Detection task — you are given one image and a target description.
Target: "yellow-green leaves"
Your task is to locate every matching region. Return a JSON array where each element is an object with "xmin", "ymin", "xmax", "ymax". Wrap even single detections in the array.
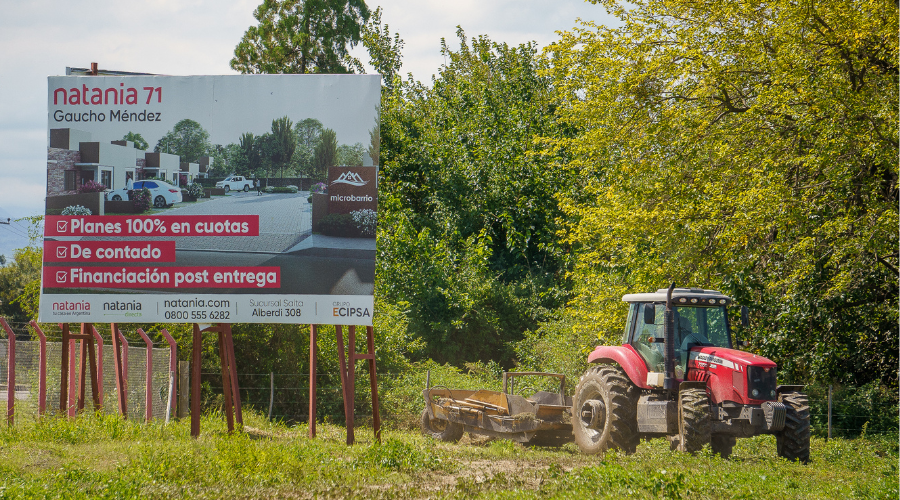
[{"xmin": 547, "ymin": 0, "xmax": 897, "ymax": 386}]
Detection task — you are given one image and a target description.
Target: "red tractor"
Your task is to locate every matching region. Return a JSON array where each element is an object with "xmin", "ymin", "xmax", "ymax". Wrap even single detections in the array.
[{"xmin": 572, "ymin": 285, "xmax": 810, "ymax": 461}]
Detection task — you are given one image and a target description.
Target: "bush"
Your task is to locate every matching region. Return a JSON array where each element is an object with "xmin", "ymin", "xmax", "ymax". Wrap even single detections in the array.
[
  {"xmin": 132, "ymin": 188, "xmax": 151, "ymax": 212},
  {"xmin": 351, "ymin": 209, "xmax": 377, "ymax": 237},
  {"xmin": 308, "ymin": 182, "xmax": 327, "ymax": 202},
  {"xmin": 77, "ymin": 180, "xmax": 107, "ymax": 193},
  {"xmin": 60, "ymin": 205, "xmax": 92, "ymax": 216},
  {"xmin": 186, "ymin": 182, "xmax": 204, "ymax": 198},
  {"xmin": 265, "ymin": 186, "xmax": 299, "ymax": 194},
  {"xmin": 318, "ymin": 213, "xmax": 359, "ymax": 237}
]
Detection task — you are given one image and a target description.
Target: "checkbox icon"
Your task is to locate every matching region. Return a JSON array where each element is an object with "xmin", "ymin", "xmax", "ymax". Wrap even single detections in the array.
[
  {"xmin": 56, "ymin": 246, "xmax": 67, "ymax": 259},
  {"xmin": 57, "ymin": 220, "xmax": 68, "ymax": 232},
  {"xmin": 56, "ymin": 271, "xmax": 68, "ymax": 283}
]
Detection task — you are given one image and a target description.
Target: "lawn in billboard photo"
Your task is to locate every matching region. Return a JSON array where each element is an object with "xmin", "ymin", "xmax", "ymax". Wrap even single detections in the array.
[{"xmin": 39, "ymin": 75, "xmax": 380, "ymax": 325}]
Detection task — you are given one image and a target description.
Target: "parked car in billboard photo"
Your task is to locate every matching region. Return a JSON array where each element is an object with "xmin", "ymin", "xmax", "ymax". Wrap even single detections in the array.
[
  {"xmin": 107, "ymin": 180, "xmax": 183, "ymax": 207},
  {"xmin": 216, "ymin": 175, "xmax": 252, "ymax": 193}
]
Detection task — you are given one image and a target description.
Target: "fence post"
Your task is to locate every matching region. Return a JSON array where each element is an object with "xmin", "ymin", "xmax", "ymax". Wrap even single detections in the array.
[
  {"xmin": 89, "ymin": 325, "xmax": 104, "ymax": 409},
  {"xmin": 28, "ymin": 321, "xmax": 46, "ymax": 416},
  {"xmin": 268, "ymin": 372, "xmax": 274, "ymax": 419},
  {"xmin": 165, "ymin": 371, "xmax": 174, "ymax": 424},
  {"xmin": 160, "ymin": 329, "xmax": 177, "ymax": 421},
  {"xmin": 177, "ymin": 360, "xmax": 189, "ymax": 419},
  {"xmin": 827, "ymin": 384, "xmax": 832, "ymax": 441},
  {"xmin": 0, "ymin": 318, "xmax": 16, "ymax": 426}
]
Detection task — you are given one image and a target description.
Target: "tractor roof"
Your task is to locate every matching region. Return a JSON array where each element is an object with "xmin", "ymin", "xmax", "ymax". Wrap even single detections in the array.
[{"xmin": 622, "ymin": 288, "xmax": 732, "ymax": 306}]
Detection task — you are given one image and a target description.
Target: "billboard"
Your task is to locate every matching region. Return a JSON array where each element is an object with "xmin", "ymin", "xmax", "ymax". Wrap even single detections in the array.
[{"xmin": 38, "ymin": 75, "xmax": 380, "ymax": 325}]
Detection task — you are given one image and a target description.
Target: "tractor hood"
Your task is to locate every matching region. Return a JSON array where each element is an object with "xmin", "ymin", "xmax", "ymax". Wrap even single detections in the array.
[
  {"xmin": 690, "ymin": 346, "xmax": 776, "ymax": 370},
  {"xmin": 687, "ymin": 346, "xmax": 778, "ymax": 405}
]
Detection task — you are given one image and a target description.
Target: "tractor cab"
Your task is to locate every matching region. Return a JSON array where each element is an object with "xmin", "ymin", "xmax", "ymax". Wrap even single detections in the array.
[{"xmin": 622, "ymin": 288, "xmax": 734, "ymax": 379}]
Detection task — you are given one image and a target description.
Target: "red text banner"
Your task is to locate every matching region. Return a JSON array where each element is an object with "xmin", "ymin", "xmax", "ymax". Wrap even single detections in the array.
[
  {"xmin": 45, "ymin": 215, "xmax": 259, "ymax": 237},
  {"xmin": 44, "ymin": 241, "xmax": 176, "ymax": 263},
  {"xmin": 44, "ymin": 266, "xmax": 281, "ymax": 289}
]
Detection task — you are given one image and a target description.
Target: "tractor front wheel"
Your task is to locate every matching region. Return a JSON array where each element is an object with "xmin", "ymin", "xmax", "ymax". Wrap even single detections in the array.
[
  {"xmin": 571, "ymin": 365, "xmax": 639, "ymax": 455},
  {"xmin": 777, "ymin": 392, "xmax": 810, "ymax": 463},
  {"xmin": 420, "ymin": 409, "xmax": 463, "ymax": 443},
  {"xmin": 677, "ymin": 388, "xmax": 711, "ymax": 453}
]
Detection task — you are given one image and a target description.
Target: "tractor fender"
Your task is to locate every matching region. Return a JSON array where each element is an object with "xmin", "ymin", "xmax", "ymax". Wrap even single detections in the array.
[{"xmin": 586, "ymin": 345, "xmax": 651, "ymax": 390}]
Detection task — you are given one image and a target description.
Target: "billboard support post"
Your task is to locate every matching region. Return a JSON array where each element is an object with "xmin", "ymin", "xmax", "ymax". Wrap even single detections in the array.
[
  {"xmin": 58, "ymin": 323, "xmax": 101, "ymax": 417},
  {"xmin": 109, "ymin": 323, "xmax": 128, "ymax": 418},
  {"xmin": 191, "ymin": 323, "xmax": 242, "ymax": 438},
  {"xmin": 137, "ymin": 328, "xmax": 153, "ymax": 422},
  {"xmin": 89, "ymin": 325, "xmax": 103, "ymax": 408},
  {"xmin": 59, "ymin": 323, "xmax": 69, "ymax": 415},
  {"xmin": 333, "ymin": 325, "xmax": 381, "ymax": 445}
]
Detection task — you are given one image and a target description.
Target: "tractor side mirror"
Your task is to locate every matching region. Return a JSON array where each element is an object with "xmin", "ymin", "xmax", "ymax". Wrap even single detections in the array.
[
  {"xmin": 643, "ymin": 304, "xmax": 656, "ymax": 325},
  {"xmin": 740, "ymin": 305, "xmax": 749, "ymax": 328}
]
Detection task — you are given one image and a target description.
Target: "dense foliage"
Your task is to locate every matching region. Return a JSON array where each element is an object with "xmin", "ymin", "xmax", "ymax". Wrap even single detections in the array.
[
  {"xmin": 544, "ymin": 0, "xmax": 898, "ymax": 388},
  {"xmin": 231, "ymin": 0, "xmax": 370, "ymax": 74},
  {"xmin": 377, "ymin": 31, "xmax": 572, "ymax": 366}
]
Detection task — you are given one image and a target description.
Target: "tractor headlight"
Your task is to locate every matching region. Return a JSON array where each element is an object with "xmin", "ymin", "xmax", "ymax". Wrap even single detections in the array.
[
  {"xmin": 751, "ymin": 389, "xmax": 759, "ymax": 397},
  {"xmin": 770, "ymin": 390, "xmax": 776, "ymax": 398}
]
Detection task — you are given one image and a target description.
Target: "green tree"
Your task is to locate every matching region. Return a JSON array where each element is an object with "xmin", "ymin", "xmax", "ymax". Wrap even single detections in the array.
[
  {"xmin": 255, "ymin": 132, "xmax": 281, "ymax": 180},
  {"xmin": 231, "ymin": 0, "xmax": 371, "ymax": 74},
  {"xmin": 0, "ymin": 246, "xmax": 41, "ymax": 323},
  {"xmin": 335, "ymin": 142, "xmax": 365, "ymax": 166},
  {"xmin": 292, "ymin": 118, "xmax": 324, "ymax": 175},
  {"xmin": 362, "ymin": 6, "xmax": 403, "ymax": 93},
  {"xmin": 367, "ymin": 121, "xmax": 379, "ymax": 166},
  {"xmin": 312, "ymin": 128, "xmax": 337, "ymax": 179},
  {"xmin": 155, "ymin": 119, "xmax": 211, "ymax": 163},
  {"xmin": 122, "ymin": 132, "xmax": 149, "ymax": 150},
  {"xmin": 271, "ymin": 116, "xmax": 296, "ymax": 178},
  {"xmin": 546, "ymin": 0, "xmax": 898, "ymax": 387},
  {"xmin": 377, "ymin": 30, "xmax": 572, "ymax": 365}
]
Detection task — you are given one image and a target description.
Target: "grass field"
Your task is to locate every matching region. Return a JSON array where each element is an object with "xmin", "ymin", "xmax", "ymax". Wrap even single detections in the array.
[{"xmin": 0, "ymin": 411, "xmax": 895, "ymax": 499}]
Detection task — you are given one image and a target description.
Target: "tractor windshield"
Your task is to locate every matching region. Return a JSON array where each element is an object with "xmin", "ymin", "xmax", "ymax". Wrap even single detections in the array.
[
  {"xmin": 631, "ymin": 304, "xmax": 731, "ymax": 377},
  {"xmin": 674, "ymin": 306, "xmax": 730, "ymax": 348}
]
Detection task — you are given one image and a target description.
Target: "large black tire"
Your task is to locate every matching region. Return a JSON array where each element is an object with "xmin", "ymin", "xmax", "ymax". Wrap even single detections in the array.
[
  {"xmin": 224, "ymin": 185, "xmax": 231, "ymax": 193},
  {"xmin": 711, "ymin": 434, "xmax": 736, "ymax": 459},
  {"xmin": 571, "ymin": 365, "xmax": 639, "ymax": 455},
  {"xmin": 154, "ymin": 195, "xmax": 166, "ymax": 208},
  {"xmin": 420, "ymin": 409, "xmax": 463, "ymax": 443},
  {"xmin": 111, "ymin": 194, "xmax": 122, "ymax": 201},
  {"xmin": 243, "ymin": 184, "xmax": 250, "ymax": 192},
  {"xmin": 677, "ymin": 388, "xmax": 711, "ymax": 453},
  {"xmin": 777, "ymin": 392, "xmax": 811, "ymax": 463}
]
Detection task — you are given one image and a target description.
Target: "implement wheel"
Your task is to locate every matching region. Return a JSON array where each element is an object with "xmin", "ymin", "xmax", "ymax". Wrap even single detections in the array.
[
  {"xmin": 677, "ymin": 388, "xmax": 711, "ymax": 453},
  {"xmin": 777, "ymin": 392, "xmax": 811, "ymax": 463},
  {"xmin": 420, "ymin": 409, "xmax": 463, "ymax": 443},
  {"xmin": 571, "ymin": 365, "xmax": 639, "ymax": 455}
]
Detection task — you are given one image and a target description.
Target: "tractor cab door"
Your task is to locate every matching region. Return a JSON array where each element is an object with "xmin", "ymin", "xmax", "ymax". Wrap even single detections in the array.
[{"xmin": 629, "ymin": 303, "xmax": 666, "ymax": 373}]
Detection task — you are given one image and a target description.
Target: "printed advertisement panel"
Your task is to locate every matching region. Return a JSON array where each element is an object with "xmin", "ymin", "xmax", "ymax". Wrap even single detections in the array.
[{"xmin": 39, "ymin": 75, "xmax": 380, "ymax": 325}]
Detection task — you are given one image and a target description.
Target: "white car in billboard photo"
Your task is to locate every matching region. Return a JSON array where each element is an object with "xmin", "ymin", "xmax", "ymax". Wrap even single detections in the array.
[
  {"xmin": 107, "ymin": 180, "xmax": 183, "ymax": 208},
  {"xmin": 216, "ymin": 175, "xmax": 252, "ymax": 193}
]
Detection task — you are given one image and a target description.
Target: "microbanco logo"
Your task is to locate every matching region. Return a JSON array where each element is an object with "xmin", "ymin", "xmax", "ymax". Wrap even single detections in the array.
[{"xmin": 331, "ymin": 171, "xmax": 368, "ymax": 187}]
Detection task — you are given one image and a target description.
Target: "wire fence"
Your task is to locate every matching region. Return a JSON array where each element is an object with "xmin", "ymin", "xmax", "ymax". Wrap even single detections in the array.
[
  {"xmin": 0, "ymin": 339, "xmax": 172, "ymax": 421},
  {"xmin": 0, "ymin": 322, "xmax": 894, "ymax": 437}
]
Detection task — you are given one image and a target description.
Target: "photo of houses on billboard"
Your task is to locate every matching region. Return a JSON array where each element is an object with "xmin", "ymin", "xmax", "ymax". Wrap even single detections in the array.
[{"xmin": 39, "ymin": 75, "xmax": 381, "ymax": 325}]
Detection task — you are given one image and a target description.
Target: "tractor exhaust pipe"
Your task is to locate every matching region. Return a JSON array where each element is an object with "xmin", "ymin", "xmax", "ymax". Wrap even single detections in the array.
[{"xmin": 664, "ymin": 282, "xmax": 677, "ymax": 390}]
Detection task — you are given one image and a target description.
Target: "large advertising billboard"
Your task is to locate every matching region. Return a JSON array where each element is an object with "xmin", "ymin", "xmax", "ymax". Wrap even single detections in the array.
[{"xmin": 38, "ymin": 75, "xmax": 380, "ymax": 325}]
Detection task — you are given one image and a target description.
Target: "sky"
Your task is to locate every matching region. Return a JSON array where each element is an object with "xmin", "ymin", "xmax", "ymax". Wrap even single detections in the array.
[{"xmin": 0, "ymin": 0, "xmax": 618, "ymax": 258}]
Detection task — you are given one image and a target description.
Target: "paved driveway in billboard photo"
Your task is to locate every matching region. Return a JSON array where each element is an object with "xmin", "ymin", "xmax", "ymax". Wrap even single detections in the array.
[{"xmin": 167, "ymin": 191, "xmax": 310, "ymax": 253}]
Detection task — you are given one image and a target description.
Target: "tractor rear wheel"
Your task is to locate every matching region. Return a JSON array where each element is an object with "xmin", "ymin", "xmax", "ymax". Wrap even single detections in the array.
[
  {"xmin": 420, "ymin": 409, "xmax": 463, "ymax": 443},
  {"xmin": 571, "ymin": 365, "xmax": 639, "ymax": 455},
  {"xmin": 677, "ymin": 388, "xmax": 711, "ymax": 453},
  {"xmin": 711, "ymin": 434, "xmax": 736, "ymax": 459},
  {"xmin": 777, "ymin": 392, "xmax": 810, "ymax": 463}
]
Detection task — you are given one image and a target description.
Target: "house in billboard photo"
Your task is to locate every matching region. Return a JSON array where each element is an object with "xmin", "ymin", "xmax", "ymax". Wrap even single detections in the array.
[{"xmin": 47, "ymin": 127, "xmax": 213, "ymax": 214}]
